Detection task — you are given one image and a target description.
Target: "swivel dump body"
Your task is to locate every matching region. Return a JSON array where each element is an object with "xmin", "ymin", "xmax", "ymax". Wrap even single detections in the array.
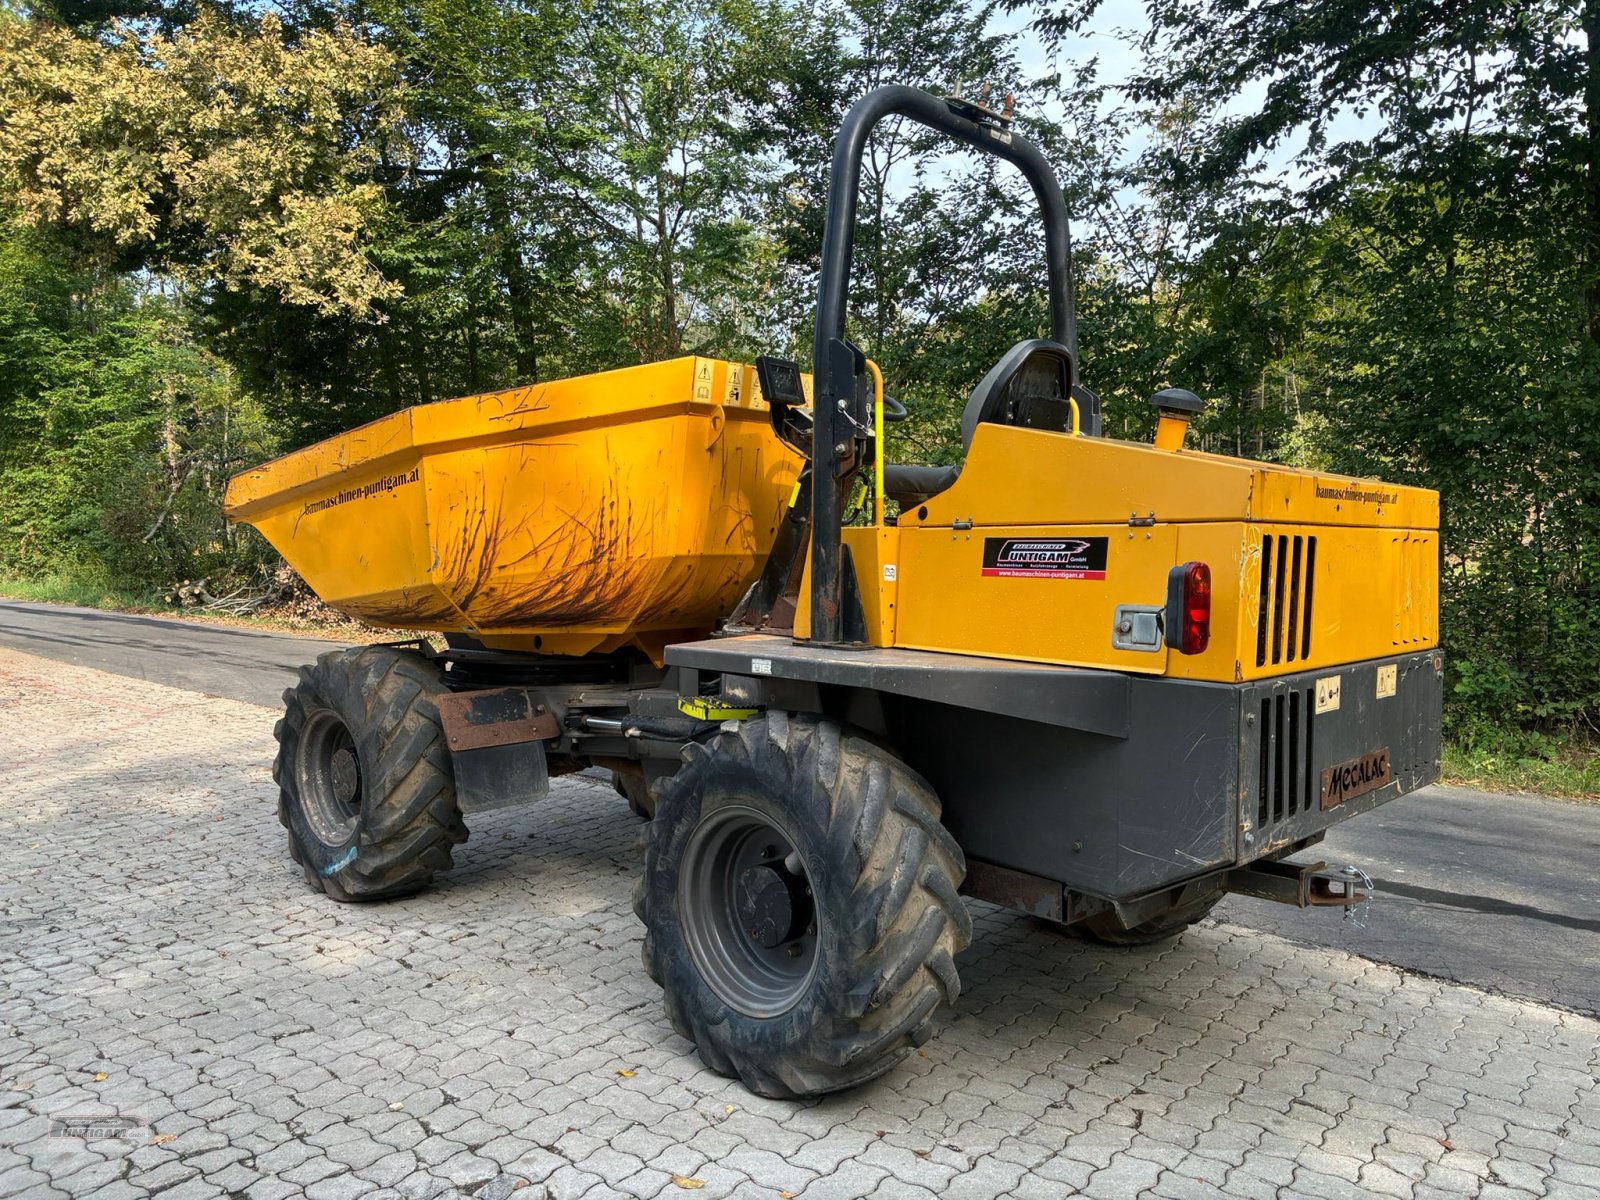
[{"xmin": 224, "ymin": 357, "xmax": 802, "ymax": 662}]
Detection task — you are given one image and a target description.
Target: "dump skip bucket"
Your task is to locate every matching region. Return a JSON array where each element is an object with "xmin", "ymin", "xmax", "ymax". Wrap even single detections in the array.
[{"xmin": 224, "ymin": 357, "xmax": 801, "ymax": 660}]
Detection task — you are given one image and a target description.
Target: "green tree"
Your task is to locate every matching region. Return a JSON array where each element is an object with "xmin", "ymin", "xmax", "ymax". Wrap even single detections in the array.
[
  {"xmin": 756, "ymin": 0, "xmax": 1080, "ymax": 465},
  {"xmin": 0, "ymin": 223, "xmax": 275, "ymax": 589},
  {"xmin": 0, "ymin": 8, "xmax": 403, "ymax": 315},
  {"xmin": 557, "ymin": 0, "xmax": 790, "ymax": 363},
  {"xmin": 200, "ymin": 0, "xmax": 588, "ymax": 444},
  {"xmin": 1029, "ymin": 0, "xmax": 1600, "ymax": 732}
]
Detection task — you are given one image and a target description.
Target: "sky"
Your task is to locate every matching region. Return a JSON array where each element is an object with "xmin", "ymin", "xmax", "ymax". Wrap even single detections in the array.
[
  {"xmin": 986, "ymin": 0, "xmax": 1383, "ymax": 184},
  {"xmin": 1003, "ymin": 0, "xmax": 1145, "ymax": 95}
]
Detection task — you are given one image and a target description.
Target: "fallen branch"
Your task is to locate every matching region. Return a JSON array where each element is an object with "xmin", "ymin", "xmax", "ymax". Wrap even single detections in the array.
[
  {"xmin": 167, "ymin": 569, "xmax": 295, "ymax": 616},
  {"xmin": 142, "ymin": 460, "xmax": 195, "ymax": 543}
]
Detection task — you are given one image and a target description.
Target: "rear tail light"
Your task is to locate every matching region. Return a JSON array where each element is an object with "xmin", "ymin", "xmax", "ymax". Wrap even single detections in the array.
[{"xmin": 1165, "ymin": 561, "xmax": 1211, "ymax": 654}]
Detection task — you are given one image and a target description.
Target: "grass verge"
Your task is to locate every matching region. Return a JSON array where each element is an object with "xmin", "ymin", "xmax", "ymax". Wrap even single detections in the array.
[
  {"xmin": 0, "ymin": 570, "xmax": 159, "ymax": 611},
  {"xmin": 1442, "ymin": 731, "xmax": 1600, "ymax": 802}
]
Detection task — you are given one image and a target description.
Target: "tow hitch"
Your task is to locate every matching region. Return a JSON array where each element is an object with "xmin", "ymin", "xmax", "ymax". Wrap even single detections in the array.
[{"xmin": 1223, "ymin": 860, "xmax": 1374, "ymax": 927}]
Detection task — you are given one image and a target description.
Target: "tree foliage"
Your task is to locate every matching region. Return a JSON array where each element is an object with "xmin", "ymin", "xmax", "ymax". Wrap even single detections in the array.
[
  {"xmin": 1052, "ymin": 0, "xmax": 1600, "ymax": 733},
  {"xmin": 0, "ymin": 223, "xmax": 275, "ymax": 588},
  {"xmin": 0, "ymin": 9, "xmax": 403, "ymax": 314}
]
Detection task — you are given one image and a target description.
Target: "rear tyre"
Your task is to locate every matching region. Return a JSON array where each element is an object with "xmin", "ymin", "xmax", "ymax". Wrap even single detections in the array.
[
  {"xmin": 1078, "ymin": 886, "xmax": 1223, "ymax": 946},
  {"xmin": 638, "ymin": 713, "xmax": 971, "ymax": 1099},
  {"xmin": 274, "ymin": 646, "xmax": 466, "ymax": 901},
  {"xmin": 612, "ymin": 768, "xmax": 655, "ymax": 820}
]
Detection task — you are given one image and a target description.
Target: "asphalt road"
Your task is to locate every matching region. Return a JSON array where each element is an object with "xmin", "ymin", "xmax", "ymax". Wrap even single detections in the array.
[
  {"xmin": 1214, "ymin": 787, "xmax": 1600, "ymax": 1017},
  {"xmin": 4, "ymin": 597, "xmax": 1596, "ymax": 1018},
  {"xmin": 0, "ymin": 599, "xmax": 341, "ymax": 708}
]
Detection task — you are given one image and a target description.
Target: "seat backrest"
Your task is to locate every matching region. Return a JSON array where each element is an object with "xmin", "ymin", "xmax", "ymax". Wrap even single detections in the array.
[{"xmin": 959, "ymin": 339, "xmax": 1079, "ymax": 450}]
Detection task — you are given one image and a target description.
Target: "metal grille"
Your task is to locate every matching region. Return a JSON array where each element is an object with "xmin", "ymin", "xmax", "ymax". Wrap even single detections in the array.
[
  {"xmin": 1255, "ymin": 534, "xmax": 1317, "ymax": 667},
  {"xmin": 1257, "ymin": 686, "xmax": 1315, "ymax": 831}
]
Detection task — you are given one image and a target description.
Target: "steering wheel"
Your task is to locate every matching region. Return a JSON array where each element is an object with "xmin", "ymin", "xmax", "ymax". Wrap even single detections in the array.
[{"xmin": 879, "ymin": 393, "xmax": 908, "ymax": 423}]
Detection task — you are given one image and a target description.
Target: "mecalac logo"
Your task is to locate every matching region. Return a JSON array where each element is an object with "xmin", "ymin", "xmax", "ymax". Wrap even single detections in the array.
[
  {"xmin": 1319, "ymin": 748, "xmax": 1391, "ymax": 809},
  {"xmin": 49, "ymin": 1113, "xmax": 150, "ymax": 1141},
  {"xmin": 981, "ymin": 536, "xmax": 1109, "ymax": 580}
]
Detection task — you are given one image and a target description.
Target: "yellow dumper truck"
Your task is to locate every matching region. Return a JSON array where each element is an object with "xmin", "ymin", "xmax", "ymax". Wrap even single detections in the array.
[{"xmin": 225, "ymin": 86, "xmax": 1441, "ymax": 1099}]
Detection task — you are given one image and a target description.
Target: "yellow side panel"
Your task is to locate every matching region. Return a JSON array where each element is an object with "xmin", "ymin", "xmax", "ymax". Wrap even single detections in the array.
[
  {"xmin": 1165, "ymin": 523, "xmax": 1440, "ymax": 683},
  {"xmin": 907, "ymin": 424, "xmax": 1438, "ymax": 532},
  {"xmin": 1250, "ymin": 464, "xmax": 1439, "ymax": 531},
  {"xmin": 878, "ymin": 520, "xmax": 1438, "ymax": 683},
  {"xmin": 893, "ymin": 524, "xmax": 1177, "ymax": 674},
  {"xmin": 858, "ymin": 418, "xmax": 1440, "ymax": 681},
  {"xmin": 839, "ymin": 526, "xmax": 901, "ymax": 646}
]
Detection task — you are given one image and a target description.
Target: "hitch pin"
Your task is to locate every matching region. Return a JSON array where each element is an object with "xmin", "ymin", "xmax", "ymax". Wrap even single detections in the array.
[{"xmin": 1340, "ymin": 864, "xmax": 1374, "ymax": 929}]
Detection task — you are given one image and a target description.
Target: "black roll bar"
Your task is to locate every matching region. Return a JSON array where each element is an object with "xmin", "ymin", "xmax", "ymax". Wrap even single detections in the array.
[{"xmin": 808, "ymin": 84, "xmax": 1079, "ymax": 645}]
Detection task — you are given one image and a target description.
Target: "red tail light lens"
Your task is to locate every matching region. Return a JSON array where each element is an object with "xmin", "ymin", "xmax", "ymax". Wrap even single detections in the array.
[{"xmin": 1166, "ymin": 561, "xmax": 1211, "ymax": 654}]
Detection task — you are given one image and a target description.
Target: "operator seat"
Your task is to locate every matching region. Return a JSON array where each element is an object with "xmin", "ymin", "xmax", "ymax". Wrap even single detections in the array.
[{"xmin": 882, "ymin": 339, "xmax": 1086, "ymax": 508}]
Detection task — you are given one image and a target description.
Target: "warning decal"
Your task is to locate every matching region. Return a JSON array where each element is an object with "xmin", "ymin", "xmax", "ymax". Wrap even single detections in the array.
[{"xmin": 981, "ymin": 536, "xmax": 1109, "ymax": 580}]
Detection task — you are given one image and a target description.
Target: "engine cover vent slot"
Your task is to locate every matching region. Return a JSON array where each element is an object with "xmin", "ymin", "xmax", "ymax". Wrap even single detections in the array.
[{"xmin": 1256, "ymin": 533, "xmax": 1317, "ymax": 668}]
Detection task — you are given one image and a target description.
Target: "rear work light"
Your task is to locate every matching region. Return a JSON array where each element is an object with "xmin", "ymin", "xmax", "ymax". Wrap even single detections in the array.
[{"xmin": 1165, "ymin": 561, "xmax": 1211, "ymax": 654}]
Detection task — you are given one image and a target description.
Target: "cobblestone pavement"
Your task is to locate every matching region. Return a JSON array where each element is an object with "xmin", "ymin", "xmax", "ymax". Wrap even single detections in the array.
[{"xmin": 4, "ymin": 647, "xmax": 1600, "ymax": 1200}]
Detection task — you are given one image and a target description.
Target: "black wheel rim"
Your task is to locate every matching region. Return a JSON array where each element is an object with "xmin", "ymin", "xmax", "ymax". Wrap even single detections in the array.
[
  {"xmin": 297, "ymin": 709, "xmax": 362, "ymax": 847},
  {"xmin": 678, "ymin": 805, "xmax": 821, "ymax": 1018}
]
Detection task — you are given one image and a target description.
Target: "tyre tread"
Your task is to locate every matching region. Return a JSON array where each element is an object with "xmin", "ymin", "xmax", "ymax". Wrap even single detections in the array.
[
  {"xmin": 272, "ymin": 646, "xmax": 465, "ymax": 901},
  {"xmin": 639, "ymin": 713, "xmax": 969, "ymax": 1099}
]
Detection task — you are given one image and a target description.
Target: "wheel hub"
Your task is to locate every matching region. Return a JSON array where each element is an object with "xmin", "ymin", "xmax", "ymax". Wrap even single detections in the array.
[
  {"xmin": 330, "ymin": 747, "xmax": 360, "ymax": 806},
  {"xmin": 296, "ymin": 709, "xmax": 362, "ymax": 847},
  {"xmin": 677, "ymin": 805, "xmax": 822, "ymax": 1018},
  {"xmin": 737, "ymin": 863, "xmax": 812, "ymax": 949}
]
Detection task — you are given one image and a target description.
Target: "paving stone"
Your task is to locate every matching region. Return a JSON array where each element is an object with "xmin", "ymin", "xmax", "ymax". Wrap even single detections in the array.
[
  {"xmin": 77, "ymin": 1183, "xmax": 146, "ymax": 1200},
  {"xmin": 125, "ymin": 1160, "xmax": 200, "ymax": 1192},
  {"xmin": 1082, "ymin": 1152, "xmax": 1161, "ymax": 1196},
  {"xmin": 155, "ymin": 1180, "xmax": 227, "ymax": 1200},
  {"xmin": 795, "ymin": 1163, "xmax": 889, "ymax": 1200},
  {"xmin": 4, "ymin": 646, "xmax": 1600, "ymax": 1200},
  {"xmin": 1356, "ymin": 1159, "xmax": 1419, "ymax": 1198},
  {"xmin": 939, "ymin": 1157, "xmax": 1026, "ymax": 1200},
  {"xmin": 302, "ymin": 1174, "xmax": 377, "ymax": 1200},
  {"xmin": 1488, "ymin": 1156, "xmax": 1554, "ymax": 1193}
]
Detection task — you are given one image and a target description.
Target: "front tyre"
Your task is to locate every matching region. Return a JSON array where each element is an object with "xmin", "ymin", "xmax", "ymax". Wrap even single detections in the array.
[
  {"xmin": 639, "ymin": 713, "xmax": 971, "ymax": 1098},
  {"xmin": 273, "ymin": 646, "xmax": 466, "ymax": 901}
]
